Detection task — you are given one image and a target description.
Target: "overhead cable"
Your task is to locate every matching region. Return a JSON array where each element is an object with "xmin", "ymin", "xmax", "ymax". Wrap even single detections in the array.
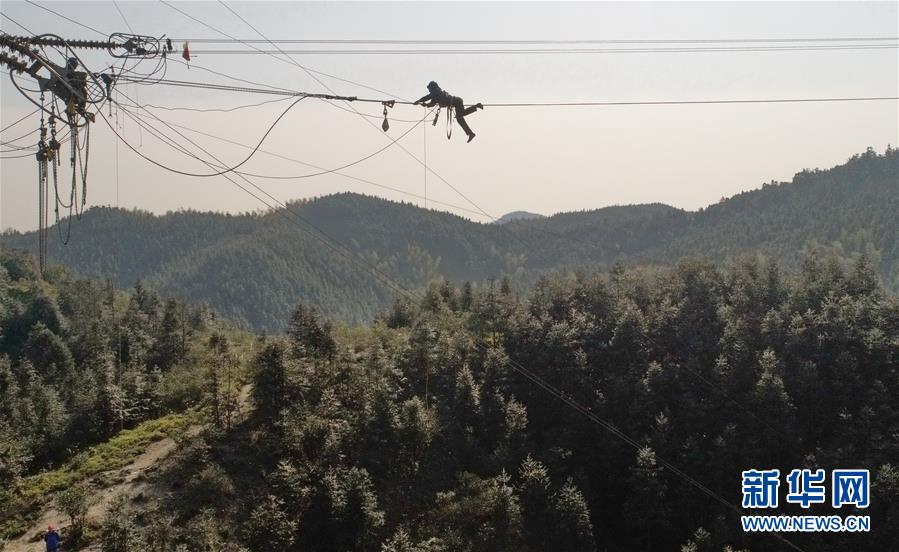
[
  {"xmin": 173, "ymin": 36, "xmax": 899, "ymax": 45},
  {"xmin": 185, "ymin": 44, "xmax": 899, "ymax": 55}
]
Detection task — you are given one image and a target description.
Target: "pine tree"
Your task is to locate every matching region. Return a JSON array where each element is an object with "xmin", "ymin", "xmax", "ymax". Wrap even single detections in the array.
[{"xmin": 252, "ymin": 342, "xmax": 290, "ymax": 422}]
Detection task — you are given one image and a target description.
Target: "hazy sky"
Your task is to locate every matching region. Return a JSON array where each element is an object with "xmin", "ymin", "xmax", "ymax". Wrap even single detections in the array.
[{"xmin": 1, "ymin": 1, "xmax": 897, "ymax": 232}]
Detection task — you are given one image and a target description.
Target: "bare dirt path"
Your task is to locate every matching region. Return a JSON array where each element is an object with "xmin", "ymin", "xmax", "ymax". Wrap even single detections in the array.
[
  {"xmin": 6, "ymin": 385, "xmax": 252, "ymax": 552},
  {"xmin": 5, "ymin": 433, "xmax": 183, "ymax": 552}
]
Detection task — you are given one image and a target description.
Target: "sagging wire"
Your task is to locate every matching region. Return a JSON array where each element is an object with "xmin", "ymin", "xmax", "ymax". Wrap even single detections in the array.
[{"xmin": 108, "ymin": 90, "xmax": 436, "ymax": 181}]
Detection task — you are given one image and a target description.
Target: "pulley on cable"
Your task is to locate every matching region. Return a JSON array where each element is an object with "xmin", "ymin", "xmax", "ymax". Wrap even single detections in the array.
[{"xmin": 381, "ymin": 100, "xmax": 394, "ymax": 132}]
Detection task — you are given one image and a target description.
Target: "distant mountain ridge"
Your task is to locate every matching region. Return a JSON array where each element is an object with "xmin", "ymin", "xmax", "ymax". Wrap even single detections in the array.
[
  {"xmin": 493, "ymin": 211, "xmax": 545, "ymax": 224},
  {"xmin": 3, "ymin": 149, "xmax": 896, "ymax": 330}
]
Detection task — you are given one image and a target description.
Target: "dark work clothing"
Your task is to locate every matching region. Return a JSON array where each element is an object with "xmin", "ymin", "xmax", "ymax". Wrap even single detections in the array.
[
  {"xmin": 36, "ymin": 62, "xmax": 89, "ymax": 115},
  {"xmin": 416, "ymin": 88, "xmax": 454, "ymax": 108},
  {"xmin": 416, "ymin": 84, "xmax": 478, "ymax": 138},
  {"xmin": 45, "ymin": 530, "xmax": 61, "ymax": 551},
  {"xmin": 451, "ymin": 96, "xmax": 475, "ymax": 137}
]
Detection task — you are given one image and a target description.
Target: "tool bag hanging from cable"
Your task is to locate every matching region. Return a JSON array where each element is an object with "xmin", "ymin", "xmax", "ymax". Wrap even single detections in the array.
[{"xmin": 413, "ymin": 80, "xmax": 483, "ymax": 143}]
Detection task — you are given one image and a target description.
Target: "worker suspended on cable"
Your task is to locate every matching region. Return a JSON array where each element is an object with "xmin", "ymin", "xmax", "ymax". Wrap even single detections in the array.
[{"xmin": 414, "ymin": 81, "xmax": 483, "ymax": 143}]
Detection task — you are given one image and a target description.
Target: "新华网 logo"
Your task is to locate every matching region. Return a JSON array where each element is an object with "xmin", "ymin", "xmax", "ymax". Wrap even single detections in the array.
[{"xmin": 740, "ymin": 468, "xmax": 870, "ymax": 533}]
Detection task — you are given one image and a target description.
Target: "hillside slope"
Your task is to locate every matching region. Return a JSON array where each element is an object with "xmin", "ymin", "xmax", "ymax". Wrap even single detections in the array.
[{"xmin": 3, "ymin": 148, "xmax": 896, "ymax": 330}]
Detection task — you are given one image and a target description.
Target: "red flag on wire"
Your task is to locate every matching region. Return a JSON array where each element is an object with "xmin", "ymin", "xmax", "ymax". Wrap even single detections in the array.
[{"xmin": 182, "ymin": 42, "xmax": 191, "ymax": 62}]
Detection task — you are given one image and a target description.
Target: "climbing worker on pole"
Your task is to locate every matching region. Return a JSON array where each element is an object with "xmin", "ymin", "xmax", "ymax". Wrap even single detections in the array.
[
  {"xmin": 414, "ymin": 81, "xmax": 483, "ymax": 143},
  {"xmin": 33, "ymin": 57, "xmax": 92, "ymax": 122}
]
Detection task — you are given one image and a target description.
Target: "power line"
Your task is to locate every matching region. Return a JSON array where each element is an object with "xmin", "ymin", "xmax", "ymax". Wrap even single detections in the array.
[
  {"xmin": 185, "ymin": 44, "xmax": 899, "ymax": 55},
  {"xmin": 0, "ymin": 140, "xmax": 36, "ymax": 151},
  {"xmin": 0, "ymin": 11, "xmax": 35, "ymax": 34},
  {"xmin": 0, "ymin": 109, "xmax": 40, "ymax": 133},
  {"xmin": 6, "ymin": 2, "xmax": 468, "ymax": 207},
  {"xmin": 213, "ymin": 0, "xmax": 495, "ymax": 222},
  {"xmin": 497, "ymin": 351, "xmax": 804, "ymax": 552},
  {"xmin": 207, "ymin": 0, "xmax": 890, "ymax": 258},
  {"xmin": 185, "ymin": 1, "xmax": 556, "ymax": 228},
  {"xmin": 23, "ymin": 0, "xmax": 107, "ymax": 37},
  {"xmin": 111, "ymin": 0, "xmax": 135, "ymax": 34},
  {"xmin": 5, "ymin": 7, "xmax": 893, "ymax": 228},
  {"xmin": 135, "ymin": 96, "xmax": 294, "ymax": 114},
  {"xmin": 121, "ymin": 86, "xmax": 420, "ymax": 122},
  {"xmin": 135, "ymin": 96, "xmax": 899, "ymax": 180},
  {"xmin": 110, "ymin": 0, "xmax": 144, "ymax": 147},
  {"xmin": 0, "ymin": 151, "xmax": 40, "ymax": 159},
  {"xmin": 145, "ymin": 20, "xmax": 896, "ymax": 250},
  {"xmin": 207, "ymin": 0, "xmax": 450, "ymax": 195},
  {"xmin": 116, "ymin": 75, "xmax": 399, "ymax": 104},
  {"xmin": 165, "ymin": 56, "xmax": 299, "ymax": 95},
  {"xmin": 319, "ymin": 98, "xmax": 429, "ymax": 123},
  {"xmin": 109, "ymin": 76, "xmax": 899, "ymax": 107},
  {"xmin": 485, "ymin": 96, "xmax": 899, "ymax": 107},
  {"xmin": 173, "ymin": 36, "xmax": 899, "ymax": 45},
  {"xmin": 104, "ymin": 95, "xmax": 418, "ymax": 300},
  {"xmin": 112, "ymin": 98, "xmax": 435, "ymax": 180},
  {"xmin": 151, "ymin": 57, "xmax": 420, "ymax": 120},
  {"xmin": 160, "ymin": 0, "xmax": 408, "ymax": 102},
  {"xmin": 103, "ymin": 94, "xmax": 312, "ymax": 178},
  {"xmin": 118, "ymin": 106, "xmax": 489, "ymax": 218},
  {"xmin": 162, "ymin": 118, "xmax": 435, "ymax": 179},
  {"xmin": 12, "ymin": 2, "xmax": 892, "ymax": 228}
]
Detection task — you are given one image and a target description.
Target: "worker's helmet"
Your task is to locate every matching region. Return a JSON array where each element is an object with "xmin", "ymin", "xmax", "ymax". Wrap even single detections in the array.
[
  {"xmin": 427, "ymin": 81, "xmax": 439, "ymax": 91},
  {"xmin": 66, "ymin": 57, "xmax": 78, "ymax": 70}
]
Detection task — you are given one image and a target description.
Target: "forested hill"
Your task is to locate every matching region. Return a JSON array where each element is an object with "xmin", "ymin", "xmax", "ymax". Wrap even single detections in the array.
[
  {"xmin": 493, "ymin": 211, "xmax": 545, "ymax": 224},
  {"xmin": 2, "ymin": 148, "xmax": 896, "ymax": 330}
]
